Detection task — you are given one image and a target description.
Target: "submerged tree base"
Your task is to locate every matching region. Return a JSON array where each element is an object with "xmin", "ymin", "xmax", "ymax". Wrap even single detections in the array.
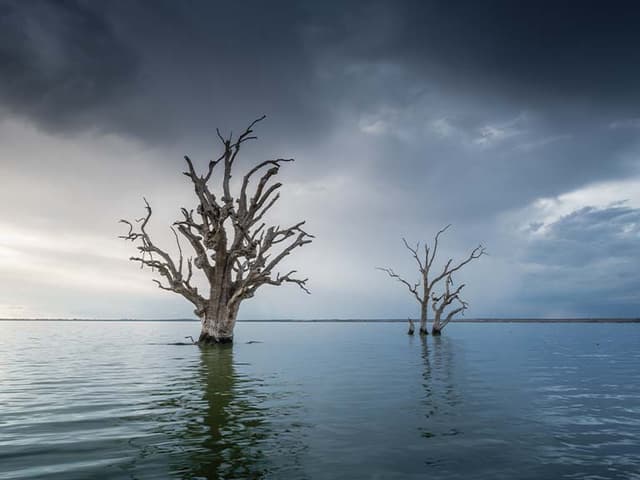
[
  {"xmin": 198, "ymin": 332, "xmax": 234, "ymax": 345},
  {"xmin": 419, "ymin": 328, "xmax": 429, "ymax": 336},
  {"xmin": 431, "ymin": 328, "xmax": 442, "ymax": 336}
]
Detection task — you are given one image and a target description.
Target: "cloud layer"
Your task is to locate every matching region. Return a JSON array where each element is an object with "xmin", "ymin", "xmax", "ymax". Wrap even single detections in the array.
[{"xmin": 1, "ymin": 0, "xmax": 640, "ymax": 318}]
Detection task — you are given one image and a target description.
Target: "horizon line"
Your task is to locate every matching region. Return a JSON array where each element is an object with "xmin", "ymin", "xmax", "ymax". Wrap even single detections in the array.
[{"xmin": 1, "ymin": 318, "xmax": 639, "ymax": 323}]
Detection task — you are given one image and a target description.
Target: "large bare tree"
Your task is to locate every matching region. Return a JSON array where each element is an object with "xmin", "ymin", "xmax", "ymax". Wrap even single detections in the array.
[
  {"xmin": 120, "ymin": 117, "xmax": 313, "ymax": 344},
  {"xmin": 377, "ymin": 225, "xmax": 485, "ymax": 335}
]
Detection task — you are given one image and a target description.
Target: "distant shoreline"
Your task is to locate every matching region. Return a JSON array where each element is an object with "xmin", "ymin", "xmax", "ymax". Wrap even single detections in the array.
[{"xmin": 1, "ymin": 318, "xmax": 639, "ymax": 323}]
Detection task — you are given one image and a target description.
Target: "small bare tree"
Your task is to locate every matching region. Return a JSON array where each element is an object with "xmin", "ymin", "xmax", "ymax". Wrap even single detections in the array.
[
  {"xmin": 378, "ymin": 225, "xmax": 484, "ymax": 335},
  {"xmin": 431, "ymin": 275, "xmax": 468, "ymax": 335},
  {"xmin": 120, "ymin": 117, "xmax": 313, "ymax": 344}
]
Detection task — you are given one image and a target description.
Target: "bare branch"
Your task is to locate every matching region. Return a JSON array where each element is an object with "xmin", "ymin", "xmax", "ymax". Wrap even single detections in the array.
[
  {"xmin": 376, "ymin": 267, "xmax": 422, "ymax": 304},
  {"xmin": 170, "ymin": 226, "xmax": 183, "ymax": 275},
  {"xmin": 204, "ymin": 157, "xmax": 224, "ymax": 183},
  {"xmin": 402, "ymin": 237, "xmax": 424, "ymax": 271},
  {"xmin": 238, "ymin": 159, "xmax": 293, "ymax": 220},
  {"xmin": 120, "ymin": 198, "xmax": 206, "ymax": 311},
  {"xmin": 428, "ymin": 224, "xmax": 451, "ymax": 270},
  {"xmin": 272, "ymin": 270, "xmax": 311, "ymax": 294},
  {"xmin": 441, "ymin": 298, "xmax": 469, "ymax": 329},
  {"xmin": 430, "ymin": 243, "xmax": 486, "ymax": 288}
]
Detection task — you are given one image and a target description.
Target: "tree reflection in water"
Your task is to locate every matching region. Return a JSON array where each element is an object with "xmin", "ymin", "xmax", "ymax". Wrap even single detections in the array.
[
  {"xmin": 164, "ymin": 345, "xmax": 308, "ymax": 479},
  {"xmin": 419, "ymin": 335, "xmax": 462, "ymax": 441},
  {"xmin": 182, "ymin": 345, "xmax": 266, "ymax": 479}
]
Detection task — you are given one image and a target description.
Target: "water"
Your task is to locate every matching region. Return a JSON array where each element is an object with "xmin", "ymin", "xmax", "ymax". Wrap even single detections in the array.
[{"xmin": 1, "ymin": 321, "xmax": 639, "ymax": 479}]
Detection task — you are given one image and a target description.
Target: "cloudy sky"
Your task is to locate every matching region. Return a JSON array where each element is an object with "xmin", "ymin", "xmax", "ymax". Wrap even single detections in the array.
[{"xmin": 1, "ymin": 0, "xmax": 640, "ymax": 319}]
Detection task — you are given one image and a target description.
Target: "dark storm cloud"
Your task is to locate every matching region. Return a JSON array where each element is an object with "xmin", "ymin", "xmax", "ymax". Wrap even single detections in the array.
[
  {"xmin": 97, "ymin": 0, "xmax": 332, "ymax": 143},
  {"xmin": 288, "ymin": 0, "xmax": 640, "ymax": 217},
  {"xmin": 340, "ymin": 0, "xmax": 640, "ymax": 108},
  {"xmin": 4, "ymin": 0, "xmax": 640, "ymax": 140},
  {"xmin": 0, "ymin": 0, "xmax": 137, "ymax": 130},
  {"xmin": 0, "ymin": 0, "xmax": 332, "ymax": 143}
]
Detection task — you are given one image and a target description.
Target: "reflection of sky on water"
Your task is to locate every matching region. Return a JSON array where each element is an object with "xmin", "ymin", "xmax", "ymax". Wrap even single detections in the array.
[{"xmin": 0, "ymin": 321, "xmax": 639, "ymax": 479}]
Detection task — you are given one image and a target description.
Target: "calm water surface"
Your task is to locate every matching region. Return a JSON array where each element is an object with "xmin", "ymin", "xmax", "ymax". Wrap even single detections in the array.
[{"xmin": 1, "ymin": 321, "xmax": 639, "ymax": 479}]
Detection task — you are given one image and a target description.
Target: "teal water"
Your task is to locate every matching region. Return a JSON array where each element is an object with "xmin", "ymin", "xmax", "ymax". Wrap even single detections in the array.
[{"xmin": 1, "ymin": 321, "xmax": 639, "ymax": 479}]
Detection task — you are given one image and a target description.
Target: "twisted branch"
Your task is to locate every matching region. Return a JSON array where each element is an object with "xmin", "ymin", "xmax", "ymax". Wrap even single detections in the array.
[
  {"xmin": 119, "ymin": 198, "xmax": 205, "ymax": 314},
  {"xmin": 376, "ymin": 267, "xmax": 422, "ymax": 304}
]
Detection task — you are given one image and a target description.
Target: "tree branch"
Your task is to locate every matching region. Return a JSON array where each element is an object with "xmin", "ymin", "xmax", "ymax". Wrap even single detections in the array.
[
  {"xmin": 376, "ymin": 266, "xmax": 422, "ymax": 304},
  {"xmin": 441, "ymin": 298, "xmax": 469, "ymax": 328},
  {"xmin": 402, "ymin": 237, "xmax": 424, "ymax": 271},
  {"xmin": 428, "ymin": 224, "xmax": 451, "ymax": 270},
  {"xmin": 430, "ymin": 244, "xmax": 486, "ymax": 289},
  {"xmin": 120, "ymin": 198, "xmax": 206, "ymax": 312}
]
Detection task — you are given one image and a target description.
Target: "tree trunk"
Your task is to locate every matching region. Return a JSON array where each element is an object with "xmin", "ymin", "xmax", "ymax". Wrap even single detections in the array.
[
  {"xmin": 419, "ymin": 302, "xmax": 429, "ymax": 335},
  {"xmin": 431, "ymin": 311, "xmax": 442, "ymax": 336},
  {"xmin": 197, "ymin": 255, "xmax": 240, "ymax": 344},
  {"xmin": 199, "ymin": 303, "xmax": 239, "ymax": 344},
  {"xmin": 198, "ymin": 279, "xmax": 240, "ymax": 344}
]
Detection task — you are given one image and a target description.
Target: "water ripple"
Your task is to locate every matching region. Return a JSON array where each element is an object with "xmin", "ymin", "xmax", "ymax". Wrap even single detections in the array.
[{"xmin": 0, "ymin": 321, "xmax": 639, "ymax": 479}]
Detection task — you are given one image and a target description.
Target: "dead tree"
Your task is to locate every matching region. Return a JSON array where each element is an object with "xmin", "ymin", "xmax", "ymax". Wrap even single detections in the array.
[
  {"xmin": 431, "ymin": 275, "xmax": 468, "ymax": 335},
  {"xmin": 378, "ymin": 225, "xmax": 484, "ymax": 335},
  {"xmin": 408, "ymin": 318, "xmax": 415, "ymax": 335},
  {"xmin": 120, "ymin": 117, "xmax": 313, "ymax": 344}
]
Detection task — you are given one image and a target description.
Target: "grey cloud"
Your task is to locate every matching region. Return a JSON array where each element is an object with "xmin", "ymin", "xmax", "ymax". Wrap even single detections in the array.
[
  {"xmin": 4, "ymin": 1, "xmax": 640, "ymax": 152},
  {"xmin": 0, "ymin": 0, "xmax": 332, "ymax": 143},
  {"xmin": 305, "ymin": 0, "xmax": 640, "ymax": 209},
  {"xmin": 610, "ymin": 118, "xmax": 640, "ymax": 130},
  {"xmin": 526, "ymin": 205, "xmax": 640, "ymax": 266},
  {"xmin": 372, "ymin": 1, "xmax": 640, "ymax": 108},
  {"xmin": 517, "ymin": 205, "xmax": 640, "ymax": 316},
  {"xmin": 0, "ymin": 0, "xmax": 137, "ymax": 131},
  {"xmin": 5, "ymin": 1, "xmax": 640, "ymax": 137}
]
